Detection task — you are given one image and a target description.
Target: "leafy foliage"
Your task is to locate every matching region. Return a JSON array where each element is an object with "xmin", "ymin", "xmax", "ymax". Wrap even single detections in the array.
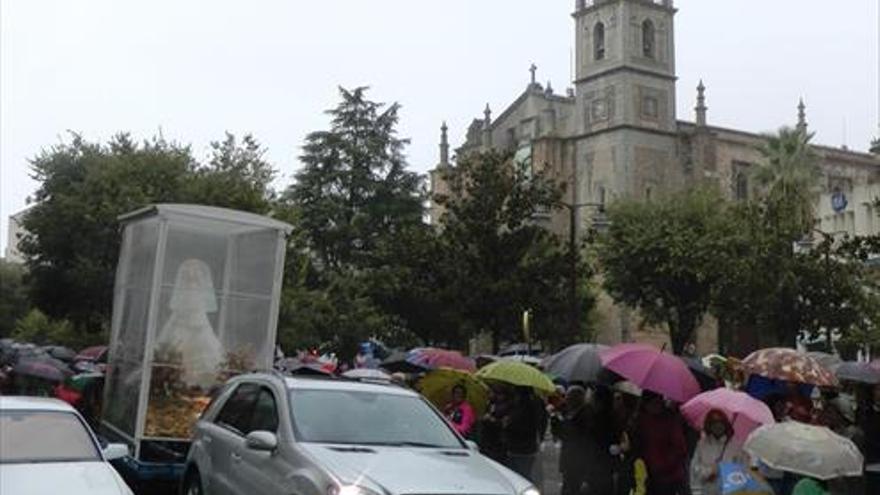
[
  {"xmin": 435, "ymin": 149, "xmax": 589, "ymax": 351},
  {"xmin": 752, "ymin": 127, "xmax": 821, "ymax": 237},
  {"xmin": 10, "ymin": 309, "xmax": 95, "ymax": 348},
  {"xmin": 19, "ymin": 132, "xmax": 276, "ymax": 336},
  {"xmin": 599, "ymin": 187, "xmax": 735, "ymax": 354},
  {"xmin": 286, "ymin": 87, "xmax": 424, "ymax": 272},
  {"xmin": 0, "ymin": 260, "xmax": 29, "ymax": 337}
]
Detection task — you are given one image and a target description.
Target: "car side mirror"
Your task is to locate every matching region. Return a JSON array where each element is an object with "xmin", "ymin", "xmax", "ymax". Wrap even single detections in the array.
[
  {"xmin": 245, "ymin": 431, "xmax": 278, "ymax": 452},
  {"xmin": 466, "ymin": 440, "xmax": 479, "ymax": 452},
  {"xmin": 102, "ymin": 443, "xmax": 129, "ymax": 461}
]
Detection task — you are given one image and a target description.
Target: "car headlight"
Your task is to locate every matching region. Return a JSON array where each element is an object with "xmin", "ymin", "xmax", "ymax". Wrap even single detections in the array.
[{"xmin": 520, "ymin": 487, "xmax": 540, "ymax": 495}]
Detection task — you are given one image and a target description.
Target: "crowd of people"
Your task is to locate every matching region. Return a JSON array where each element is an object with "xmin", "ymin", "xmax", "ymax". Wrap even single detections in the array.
[{"xmin": 441, "ymin": 377, "xmax": 879, "ymax": 495}]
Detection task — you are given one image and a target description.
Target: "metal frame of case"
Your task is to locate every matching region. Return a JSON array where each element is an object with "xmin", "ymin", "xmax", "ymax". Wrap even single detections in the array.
[{"xmin": 100, "ymin": 204, "xmax": 291, "ymax": 462}]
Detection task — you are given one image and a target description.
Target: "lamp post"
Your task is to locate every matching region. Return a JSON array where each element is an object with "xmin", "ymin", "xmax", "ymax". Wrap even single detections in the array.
[{"xmin": 558, "ymin": 201, "xmax": 609, "ymax": 338}]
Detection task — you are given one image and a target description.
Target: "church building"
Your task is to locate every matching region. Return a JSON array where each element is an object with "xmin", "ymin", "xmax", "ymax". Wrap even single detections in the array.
[{"xmin": 428, "ymin": 0, "xmax": 880, "ymax": 353}]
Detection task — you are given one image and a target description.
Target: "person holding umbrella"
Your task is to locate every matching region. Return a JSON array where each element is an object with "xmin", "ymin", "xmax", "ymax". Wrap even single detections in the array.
[
  {"xmin": 637, "ymin": 391, "xmax": 689, "ymax": 495},
  {"xmin": 550, "ymin": 385, "xmax": 591, "ymax": 495},
  {"xmin": 444, "ymin": 383, "xmax": 477, "ymax": 438},
  {"xmin": 689, "ymin": 410, "xmax": 746, "ymax": 495}
]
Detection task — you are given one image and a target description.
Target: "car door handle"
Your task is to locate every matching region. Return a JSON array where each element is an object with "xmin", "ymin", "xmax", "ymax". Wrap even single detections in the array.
[{"xmin": 231, "ymin": 452, "xmax": 242, "ymax": 463}]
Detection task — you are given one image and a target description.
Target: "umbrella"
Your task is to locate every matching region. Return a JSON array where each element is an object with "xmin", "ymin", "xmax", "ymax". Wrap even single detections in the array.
[
  {"xmin": 407, "ymin": 348, "xmax": 476, "ymax": 372},
  {"xmin": 42, "ymin": 346, "xmax": 77, "ymax": 362},
  {"xmin": 476, "ymin": 360, "xmax": 555, "ymax": 394},
  {"xmin": 682, "ymin": 357, "xmax": 719, "ymax": 391},
  {"xmin": 74, "ymin": 345, "xmax": 108, "ymax": 363},
  {"xmin": 501, "ymin": 354, "xmax": 542, "ymax": 366},
  {"xmin": 540, "ymin": 344, "xmax": 608, "ymax": 384},
  {"xmin": 276, "ymin": 357, "xmax": 332, "ymax": 376},
  {"xmin": 806, "ymin": 351, "xmax": 843, "ymax": 371},
  {"xmin": 599, "ymin": 343, "xmax": 701, "ymax": 403},
  {"xmin": 744, "ymin": 422, "xmax": 863, "ymax": 480},
  {"xmin": 613, "ymin": 380, "xmax": 642, "ymax": 397},
  {"xmin": 342, "ymin": 368, "xmax": 391, "ymax": 381},
  {"xmin": 681, "ymin": 388, "xmax": 775, "ymax": 443},
  {"xmin": 13, "ymin": 360, "xmax": 71, "ymax": 382},
  {"xmin": 381, "ymin": 351, "xmax": 429, "ymax": 373},
  {"xmin": 475, "ymin": 354, "xmax": 499, "ymax": 369},
  {"xmin": 742, "ymin": 348, "xmax": 838, "ymax": 388},
  {"xmin": 418, "ymin": 368, "xmax": 489, "ymax": 416},
  {"xmin": 834, "ymin": 361, "xmax": 880, "ymax": 385}
]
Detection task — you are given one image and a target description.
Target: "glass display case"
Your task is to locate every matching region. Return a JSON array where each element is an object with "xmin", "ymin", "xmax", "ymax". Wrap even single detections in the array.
[{"xmin": 100, "ymin": 204, "xmax": 291, "ymax": 462}]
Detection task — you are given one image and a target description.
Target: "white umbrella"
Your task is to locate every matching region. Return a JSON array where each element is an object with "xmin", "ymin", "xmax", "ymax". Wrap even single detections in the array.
[{"xmin": 744, "ymin": 421, "xmax": 863, "ymax": 480}]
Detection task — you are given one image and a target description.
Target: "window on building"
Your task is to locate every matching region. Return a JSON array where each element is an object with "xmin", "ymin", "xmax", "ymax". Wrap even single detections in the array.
[
  {"xmin": 734, "ymin": 172, "xmax": 749, "ymax": 201},
  {"xmin": 642, "ymin": 20, "xmax": 655, "ymax": 58},
  {"xmin": 641, "ymin": 96, "xmax": 659, "ymax": 119},
  {"xmin": 594, "ymin": 22, "xmax": 605, "ymax": 60}
]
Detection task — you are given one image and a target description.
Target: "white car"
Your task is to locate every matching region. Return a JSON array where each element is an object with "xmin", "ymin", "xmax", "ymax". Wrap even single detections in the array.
[{"xmin": 0, "ymin": 396, "xmax": 134, "ymax": 495}]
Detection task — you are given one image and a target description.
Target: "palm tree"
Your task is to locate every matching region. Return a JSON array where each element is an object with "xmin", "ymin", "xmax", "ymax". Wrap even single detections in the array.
[{"xmin": 752, "ymin": 127, "xmax": 822, "ymax": 237}]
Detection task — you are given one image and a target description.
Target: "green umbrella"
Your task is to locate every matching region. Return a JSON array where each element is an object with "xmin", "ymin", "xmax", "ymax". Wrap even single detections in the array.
[{"xmin": 476, "ymin": 360, "xmax": 555, "ymax": 394}]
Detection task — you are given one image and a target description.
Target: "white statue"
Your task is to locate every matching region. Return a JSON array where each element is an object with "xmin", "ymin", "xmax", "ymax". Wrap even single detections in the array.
[{"xmin": 155, "ymin": 259, "xmax": 224, "ymax": 389}]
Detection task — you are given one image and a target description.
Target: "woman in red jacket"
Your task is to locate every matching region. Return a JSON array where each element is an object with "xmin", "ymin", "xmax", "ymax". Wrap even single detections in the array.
[{"xmin": 636, "ymin": 391, "xmax": 688, "ymax": 495}]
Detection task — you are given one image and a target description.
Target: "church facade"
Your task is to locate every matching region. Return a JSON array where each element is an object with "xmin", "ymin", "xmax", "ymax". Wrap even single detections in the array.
[{"xmin": 429, "ymin": 0, "xmax": 880, "ymax": 353}]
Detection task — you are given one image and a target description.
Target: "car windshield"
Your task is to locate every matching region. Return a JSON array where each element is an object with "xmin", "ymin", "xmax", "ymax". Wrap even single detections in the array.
[
  {"xmin": 0, "ymin": 411, "xmax": 101, "ymax": 463},
  {"xmin": 290, "ymin": 389, "xmax": 463, "ymax": 449}
]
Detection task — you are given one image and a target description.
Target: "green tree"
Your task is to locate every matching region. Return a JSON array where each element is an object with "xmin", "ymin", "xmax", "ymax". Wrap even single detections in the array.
[
  {"xmin": 10, "ymin": 308, "xmax": 95, "ymax": 348},
  {"xmin": 435, "ymin": 149, "xmax": 583, "ymax": 351},
  {"xmin": 752, "ymin": 127, "xmax": 821, "ymax": 237},
  {"xmin": 20, "ymin": 132, "xmax": 277, "ymax": 337},
  {"xmin": 599, "ymin": 188, "xmax": 735, "ymax": 355},
  {"xmin": 0, "ymin": 260, "xmax": 29, "ymax": 337},
  {"xmin": 286, "ymin": 87, "xmax": 424, "ymax": 272}
]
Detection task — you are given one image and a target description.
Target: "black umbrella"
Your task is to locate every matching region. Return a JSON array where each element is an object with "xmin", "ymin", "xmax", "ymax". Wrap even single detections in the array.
[
  {"xmin": 380, "ymin": 351, "xmax": 428, "ymax": 374},
  {"xmin": 683, "ymin": 357, "xmax": 719, "ymax": 391},
  {"xmin": 13, "ymin": 359, "xmax": 71, "ymax": 382},
  {"xmin": 42, "ymin": 346, "xmax": 77, "ymax": 362}
]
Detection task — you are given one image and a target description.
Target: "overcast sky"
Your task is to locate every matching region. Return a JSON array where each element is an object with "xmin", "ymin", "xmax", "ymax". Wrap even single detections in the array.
[{"xmin": 1, "ymin": 0, "xmax": 878, "ymax": 252}]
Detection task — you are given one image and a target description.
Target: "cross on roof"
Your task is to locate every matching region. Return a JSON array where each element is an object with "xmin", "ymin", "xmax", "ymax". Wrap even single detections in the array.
[{"xmin": 529, "ymin": 63, "xmax": 537, "ymax": 84}]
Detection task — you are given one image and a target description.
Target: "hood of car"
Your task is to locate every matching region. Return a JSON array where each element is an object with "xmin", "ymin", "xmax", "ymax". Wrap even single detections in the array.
[
  {"xmin": 301, "ymin": 444, "xmax": 528, "ymax": 495},
  {"xmin": 0, "ymin": 461, "xmax": 132, "ymax": 495}
]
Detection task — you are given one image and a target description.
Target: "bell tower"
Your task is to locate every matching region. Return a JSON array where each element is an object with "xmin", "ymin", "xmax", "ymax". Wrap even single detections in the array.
[
  {"xmin": 573, "ymin": 0, "xmax": 677, "ymax": 133},
  {"xmin": 570, "ymin": 0, "xmax": 680, "ymax": 205}
]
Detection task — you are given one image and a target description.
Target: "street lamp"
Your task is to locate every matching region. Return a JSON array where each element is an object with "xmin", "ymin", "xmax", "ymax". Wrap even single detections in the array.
[{"xmin": 558, "ymin": 201, "xmax": 609, "ymax": 338}]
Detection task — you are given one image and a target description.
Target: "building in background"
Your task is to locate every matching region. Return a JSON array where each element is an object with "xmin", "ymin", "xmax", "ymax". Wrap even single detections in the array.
[
  {"xmin": 428, "ymin": 0, "xmax": 880, "ymax": 354},
  {"xmin": 4, "ymin": 208, "xmax": 30, "ymax": 264}
]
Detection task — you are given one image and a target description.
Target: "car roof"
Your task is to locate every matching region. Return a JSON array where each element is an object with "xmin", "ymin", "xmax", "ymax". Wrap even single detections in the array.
[
  {"xmin": 285, "ymin": 376, "xmax": 417, "ymax": 396},
  {"xmin": 0, "ymin": 396, "xmax": 77, "ymax": 413},
  {"xmin": 232, "ymin": 373, "xmax": 417, "ymax": 397}
]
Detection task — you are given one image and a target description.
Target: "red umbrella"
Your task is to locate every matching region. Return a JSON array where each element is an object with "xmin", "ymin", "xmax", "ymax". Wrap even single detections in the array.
[
  {"xmin": 600, "ymin": 343, "xmax": 700, "ymax": 403},
  {"xmin": 407, "ymin": 348, "xmax": 476, "ymax": 372}
]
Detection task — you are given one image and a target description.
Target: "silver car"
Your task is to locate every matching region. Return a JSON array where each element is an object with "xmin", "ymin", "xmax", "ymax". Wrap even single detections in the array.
[{"xmin": 182, "ymin": 373, "xmax": 539, "ymax": 495}]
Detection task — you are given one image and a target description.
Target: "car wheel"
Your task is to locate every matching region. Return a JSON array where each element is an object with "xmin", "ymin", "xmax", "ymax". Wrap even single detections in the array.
[{"xmin": 183, "ymin": 471, "xmax": 204, "ymax": 495}]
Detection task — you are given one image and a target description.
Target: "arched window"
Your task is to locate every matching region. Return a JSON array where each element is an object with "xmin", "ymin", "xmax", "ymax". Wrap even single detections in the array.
[
  {"xmin": 594, "ymin": 22, "xmax": 605, "ymax": 60},
  {"xmin": 642, "ymin": 19, "xmax": 655, "ymax": 58}
]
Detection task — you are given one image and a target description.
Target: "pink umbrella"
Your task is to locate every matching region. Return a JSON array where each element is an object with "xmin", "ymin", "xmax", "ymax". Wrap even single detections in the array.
[
  {"xmin": 600, "ymin": 343, "xmax": 700, "ymax": 403},
  {"xmin": 681, "ymin": 388, "xmax": 775, "ymax": 444},
  {"xmin": 407, "ymin": 348, "xmax": 476, "ymax": 372}
]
